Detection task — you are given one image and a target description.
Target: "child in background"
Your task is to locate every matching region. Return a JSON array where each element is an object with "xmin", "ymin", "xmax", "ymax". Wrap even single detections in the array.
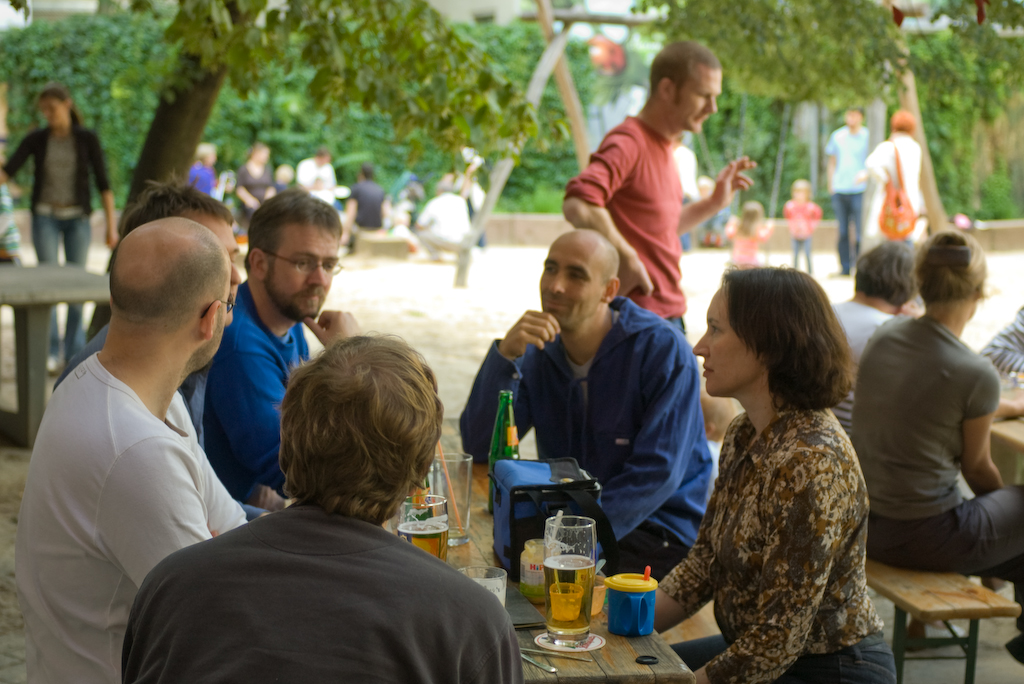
[
  {"xmin": 725, "ymin": 200, "xmax": 772, "ymax": 268},
  {"xmin": 188, "ymin": 143, "xmax": 218, "ymax": 196},
  {"xmin": 695, "ymin": 175, "xmax": 730, "ymax": 247},
  {"xmin": 274, "ymin": 164, "xmax": 295, "ymax": 194},
  {"xmin": 783, "ymin": 179, "xmax": 822, "ymax": 274},
  {"xmin": 700, "ymin": 386, "xmax": 738, "ymax": 503}
]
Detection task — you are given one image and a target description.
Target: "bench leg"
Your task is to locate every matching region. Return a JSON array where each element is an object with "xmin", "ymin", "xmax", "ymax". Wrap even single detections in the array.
[
  {"xmin": 892, "ymin": 607, "xmax": 907, "ymax": 684},
  {"xmin": 964, "ymin": 619, "xmax": 979, "ymax": 684}
]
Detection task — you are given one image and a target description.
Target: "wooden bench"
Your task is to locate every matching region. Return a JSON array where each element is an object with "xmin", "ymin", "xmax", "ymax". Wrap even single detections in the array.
[
  {"xmin": 865, "ymin": 559, "xmax": 1021, "ymax": 684},
  {"xmin": 353, "ymin": 231, "xmax": 409, "ymax": 259}
]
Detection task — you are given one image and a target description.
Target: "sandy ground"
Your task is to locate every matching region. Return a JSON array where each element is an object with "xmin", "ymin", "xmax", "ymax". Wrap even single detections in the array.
[{"xmin": 0, "ymin": 240, "xmax": 1022, "ymax": 681}]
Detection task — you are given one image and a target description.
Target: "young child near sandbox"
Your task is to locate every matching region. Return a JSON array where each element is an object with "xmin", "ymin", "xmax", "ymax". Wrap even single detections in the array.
[{"xmin": 783, "ymin": 179, "xmax": 822, "ymax": 274}]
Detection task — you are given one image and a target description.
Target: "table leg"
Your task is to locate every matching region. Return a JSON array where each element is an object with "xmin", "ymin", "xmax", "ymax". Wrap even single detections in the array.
[{"xmin": 0, "ymin": 304, "xmax": 51, "ymax": 447}]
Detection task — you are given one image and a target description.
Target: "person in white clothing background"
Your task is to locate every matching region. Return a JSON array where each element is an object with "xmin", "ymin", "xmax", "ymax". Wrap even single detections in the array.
[
  {"xmin": 413, "ymin": 176, "xmax": 472, "ymax": 260},
  {"xmin": 296, "ymin": 147, "xmax": 339, "ymax": 206},
  {"xmin": 15, "ymin": 217, "xmax": 247, "ymax": 684},
  {"xmin": 860, "ymin": 109, "xmax": 926, "ymax": 250}
]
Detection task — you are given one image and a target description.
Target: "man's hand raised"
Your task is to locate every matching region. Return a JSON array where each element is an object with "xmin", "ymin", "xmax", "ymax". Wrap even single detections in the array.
[
  {"xmin": 304, "ymin": 310, "xmax": 361, "ymax": 346},
  {"xmin": 618, "ymin": 252, "xmax": 654, "ymax": 298},
  {"xmin": 710, "ymin": 157, "xmax": 757, "ymax": 211},
  {"xmin": 497, "ymin": 311, "xmax": 561, "ymax": 361}
]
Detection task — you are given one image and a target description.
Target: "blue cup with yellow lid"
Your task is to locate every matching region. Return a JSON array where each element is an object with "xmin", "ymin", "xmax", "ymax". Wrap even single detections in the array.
[{"xmin": 605, "ymin": 568, "xmax": 658, "ymax": 637}]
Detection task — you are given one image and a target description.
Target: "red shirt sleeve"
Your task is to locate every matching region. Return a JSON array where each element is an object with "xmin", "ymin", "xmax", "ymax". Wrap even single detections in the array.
[{"xmin": 564, "ymin": 129, "xmax": 642, "ymax": 208}]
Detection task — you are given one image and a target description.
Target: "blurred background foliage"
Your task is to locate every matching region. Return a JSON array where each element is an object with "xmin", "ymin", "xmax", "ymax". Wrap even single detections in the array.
[{"xmin": 1, "ymin": 6, "xmax": 1021, "ymax": 218}]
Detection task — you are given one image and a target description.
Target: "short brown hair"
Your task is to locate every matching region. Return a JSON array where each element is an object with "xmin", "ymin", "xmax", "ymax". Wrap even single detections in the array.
[
  {"xmin": 119, "ymin": 179, "xmax": 233, "ymax": 239},
  {"xmin": 890, "ymin": 109, "xmax": 916, "ymax": 135},
  {"xmin": 279, "ymin": 336, "xmax": 443, "ymax": 524},
  {"xmin": 916, "ymin": 230, "xmax": 986, "ymax": 305},
  {"xmin": 246, "ymin": 187, "xmax": 342, "ymax": 272},
  {"xmin": 722, "ymin": 268, "xmax": 852, "ymax": 410},
  {"xmin": 650, "ymin": 41, "xmax": 721, "ymax": 91}
]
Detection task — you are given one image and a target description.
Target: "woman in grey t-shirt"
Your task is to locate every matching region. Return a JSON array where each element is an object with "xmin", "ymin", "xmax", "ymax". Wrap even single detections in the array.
[{"xmin": 853, "ymin": 230, "xmax": 1024, "ymax": 662}]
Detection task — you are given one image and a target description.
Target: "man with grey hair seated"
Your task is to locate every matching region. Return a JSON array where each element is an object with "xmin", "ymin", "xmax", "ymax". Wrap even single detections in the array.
[
  {"xmin": 16, "ymin": 218, "xmax": 246, "ymax": 684},
  {"xmin": 122, "ymin": 336, "xmax": 523, "ymax": 683},
  {"xmin": 414, "ymin": 175, "xmax": 472, "ymax": 259}
]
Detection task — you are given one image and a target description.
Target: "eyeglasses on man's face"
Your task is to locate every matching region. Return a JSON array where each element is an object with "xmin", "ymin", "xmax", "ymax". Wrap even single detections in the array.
[
  {"xmin": 202, "ymin": 297, "xmax": 235, "ymax": 317},
  {"xmin": 263, "ymin": 250, "xmax": 342, "ymax": 276}
]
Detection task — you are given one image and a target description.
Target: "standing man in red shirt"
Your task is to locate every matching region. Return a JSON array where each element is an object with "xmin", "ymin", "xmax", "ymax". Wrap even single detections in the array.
[{"xmin": 564, "ymin": 42, "xmax": 755, "ymax": 331}]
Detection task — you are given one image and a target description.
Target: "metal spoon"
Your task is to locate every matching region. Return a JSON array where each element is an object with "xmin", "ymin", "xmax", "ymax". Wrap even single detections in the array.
[{"xmin": 521, "ymin": 654, "xmax": 557, "ymax": 673}]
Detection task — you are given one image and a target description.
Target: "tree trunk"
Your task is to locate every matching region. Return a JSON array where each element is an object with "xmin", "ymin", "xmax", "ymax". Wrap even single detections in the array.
[
  {"xmin": 89, "ymin": 55, "xmax": 228, "ymax": 339},
  {"xmin": 897, "ymin": 68, "xmax": 947, "ymax": 232},
  {"xmin": 127, "ymin": 55, "xmax": 229, "ymax": 204}
]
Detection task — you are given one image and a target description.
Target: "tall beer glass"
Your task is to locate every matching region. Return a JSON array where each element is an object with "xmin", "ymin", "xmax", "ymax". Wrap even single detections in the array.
[
  {"xmin": 543, "ymin": 515, "xmax": 596, "ymax": 647},
  {"xmin": 395, "ymin": 495, "xmax": 449, "ymax": 561}
]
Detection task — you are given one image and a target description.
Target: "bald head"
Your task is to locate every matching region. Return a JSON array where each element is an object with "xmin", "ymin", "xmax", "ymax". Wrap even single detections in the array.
[
  {"xmin": 110, "ymin": 217, "xmax": 230, "ymax": 330},
  {"xmin": 550, "ymin": 230, "xmax": 620, "ymax": 283}
]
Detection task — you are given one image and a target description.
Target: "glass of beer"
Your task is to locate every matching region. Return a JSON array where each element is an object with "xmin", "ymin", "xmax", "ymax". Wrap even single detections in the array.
[
  {"xmin": 543, "ymin": 515, "xmax": 597, "ymax": 647},
  {"xmin": 395, "ymin": 495, "xmax": 449, "ymax": 561}
]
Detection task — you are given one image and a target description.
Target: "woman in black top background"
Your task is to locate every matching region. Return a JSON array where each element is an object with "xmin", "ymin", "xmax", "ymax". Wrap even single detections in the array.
[{"xmin": 0, "ymin": 83, "xmax": 116, "ymax": 370}]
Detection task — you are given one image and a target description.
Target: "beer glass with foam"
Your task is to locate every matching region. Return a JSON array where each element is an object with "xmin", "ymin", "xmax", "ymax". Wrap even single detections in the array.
[
  {"xmin": 543, "ymin": 515, "xmax": 596, "ymax": 647},
  {"xmin": 395, "ymin": 494, "xmax": 449, "ymax": 561}
]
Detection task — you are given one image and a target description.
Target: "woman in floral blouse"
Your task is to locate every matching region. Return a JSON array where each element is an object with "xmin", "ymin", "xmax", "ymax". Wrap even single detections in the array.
[{"xmin": 655, "ymin": 267, "xmax": 895, "ymax": 684}]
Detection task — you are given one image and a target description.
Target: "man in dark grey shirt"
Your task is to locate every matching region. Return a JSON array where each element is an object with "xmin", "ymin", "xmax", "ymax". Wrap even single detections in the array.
[{"xmin": 122, "ymin": 336, "xmax": 523, "ymax": 684}]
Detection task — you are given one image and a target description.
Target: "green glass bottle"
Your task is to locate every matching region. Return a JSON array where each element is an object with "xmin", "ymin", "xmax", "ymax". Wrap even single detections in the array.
[{"xmin": 487, "ymin": 389, "xmax": 520, "ymax": 512}]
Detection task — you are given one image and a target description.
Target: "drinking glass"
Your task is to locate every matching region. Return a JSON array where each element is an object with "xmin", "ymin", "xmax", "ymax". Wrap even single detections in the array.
[
  {"xmin": 458, "ymin": 566, "xmax": 508, "ymax": 606},
  {"xmin": 543, "ymin": 515, "xmax": 597, "ymax": 647},
  {"xmin": 429, "ymin": 453, "xmax": 472, "ymax": 545},
  {"xmin": 395, "ymin": 495, "xmax": 449, "ymax": 561}
]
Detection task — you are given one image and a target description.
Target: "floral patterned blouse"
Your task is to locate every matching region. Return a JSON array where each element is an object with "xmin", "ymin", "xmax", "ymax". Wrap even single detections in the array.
[{"xmin": 660, "ymin": 409, "xmax": 884, "ymax": 684}]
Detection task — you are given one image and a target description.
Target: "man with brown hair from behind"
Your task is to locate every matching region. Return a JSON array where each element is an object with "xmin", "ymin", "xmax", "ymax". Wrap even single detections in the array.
[{"xmin": 122, "ymin": 336, "xmax": 523, "ymax": 684}]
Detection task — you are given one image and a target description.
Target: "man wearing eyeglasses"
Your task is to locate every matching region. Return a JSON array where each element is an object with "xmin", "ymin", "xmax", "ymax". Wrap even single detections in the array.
[
  {"xmin": 16, "ymin": 218, "xmax": 246, "ymax": 684},
  {"xmin": 204, "ymin": 188, "xmax": 360, "ymax": 512}
]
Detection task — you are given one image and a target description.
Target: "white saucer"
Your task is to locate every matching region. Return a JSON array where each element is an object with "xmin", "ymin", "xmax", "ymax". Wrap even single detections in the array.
[{"xmin": 534, "ymin": 632, "xmax": 606, "ymax": 652}]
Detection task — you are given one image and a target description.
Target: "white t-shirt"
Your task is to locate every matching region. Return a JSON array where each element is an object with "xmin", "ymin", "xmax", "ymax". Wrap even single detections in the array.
[
  {"xmin": 417, "ymin": 192, "xmax": 472, "ymax": 243},
  {"xmin": 865, "ymin": 134, "xmax": 923, "ymax": 214},
  {"xmin": 673, "ymin": 144, "xmax": 700, "ymax": 202},
  {"xmin": 296, "ymin": 158, "xmax": 337, "ymax": 204},
  {"xmin": 863, "ymin": 133, "xmax": 927, "ymax": 247},
  {"xmin": 832, "ymin": 300, "xmax": 894, "ymax": 434},
  {"xmin": 16, "ymin": 354, "xmax": 246, "ymax": 684}
]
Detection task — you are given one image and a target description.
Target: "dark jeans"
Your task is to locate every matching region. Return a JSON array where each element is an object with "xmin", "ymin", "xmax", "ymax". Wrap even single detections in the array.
[
  {"xmin": 672, "ymin": 632, "xmax": 896, "ymax": 683},
  {"xmin": 32, "ymin": 213, "xmax": 91, "ymax": 361},
  {"xmin": 868, "ymin": 486, "xmax": 1024, "ymax": 631},
  {"xmin": 831, "ymin": 192, "xmax": 863, "ymax": 275},
  {"xmin": 617, "ymin": 520, "xmax": 690, "ymax": 580},
  {"xmin": 792, "ymin": 239, "xmax": 812, "ymax": 274}
]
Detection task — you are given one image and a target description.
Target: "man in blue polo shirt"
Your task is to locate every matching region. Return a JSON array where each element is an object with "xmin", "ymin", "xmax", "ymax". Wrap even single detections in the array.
[
  {"xmin": 826, "ymin": 107, "xmax": 870, "ymax": 276},
  {"xmin": 203, "ymin": 188, "xmax": 360, "ymax": 512},
  {"xmin": 461, "ymin": 230, "xmax": 711, "ymax": 580}
]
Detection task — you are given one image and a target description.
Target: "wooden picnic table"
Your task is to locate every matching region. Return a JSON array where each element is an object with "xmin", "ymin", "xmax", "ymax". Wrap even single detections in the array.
[
  {"xmin": 446, "ymin": 461, "xmax": 695, "ymax": 684},
  {"xmin": 0, "ymin": 265, "xmax": 110, "ymax": 447}
]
